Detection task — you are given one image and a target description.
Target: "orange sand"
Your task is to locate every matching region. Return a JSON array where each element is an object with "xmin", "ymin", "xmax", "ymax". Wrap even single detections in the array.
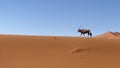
[{"xmin": 0, "ymin": 35, "xmax": 120, "ymax": 68}]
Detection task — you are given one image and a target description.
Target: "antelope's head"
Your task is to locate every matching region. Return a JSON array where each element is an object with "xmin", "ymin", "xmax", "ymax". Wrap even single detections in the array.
[{"xmin": 77, "ymin": 29, "xmax": 81, "ymax": 32}]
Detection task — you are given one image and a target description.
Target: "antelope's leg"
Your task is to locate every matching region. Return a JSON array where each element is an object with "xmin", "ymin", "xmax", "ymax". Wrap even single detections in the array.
[
  {"xmin": 80, "ymin": 33, "xmax": 82, "ymax": 37},
  {"xmin": 83, "ymin": 34, "xmax": 85, "ymax": 37},
  {"xmin": 87, "ymin": 33, "xmax": 89, "ymax": 37}
]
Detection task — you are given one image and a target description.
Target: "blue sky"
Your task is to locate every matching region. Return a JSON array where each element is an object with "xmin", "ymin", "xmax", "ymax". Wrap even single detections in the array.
[{"xmin": 0, "ymin": 0, "xmax": 120, "ymax": 36}]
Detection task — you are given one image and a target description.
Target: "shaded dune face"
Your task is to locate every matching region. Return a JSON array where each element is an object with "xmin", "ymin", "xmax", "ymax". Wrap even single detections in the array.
[{"xmin": 0, "ymin": 35, "xmax": 120, "ymax": 68}]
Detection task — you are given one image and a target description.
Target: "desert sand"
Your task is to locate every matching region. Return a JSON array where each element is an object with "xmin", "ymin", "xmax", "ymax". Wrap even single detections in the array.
[{"xmin": 0, "ymin": 33, "xmax": 120, "ymax": 68}]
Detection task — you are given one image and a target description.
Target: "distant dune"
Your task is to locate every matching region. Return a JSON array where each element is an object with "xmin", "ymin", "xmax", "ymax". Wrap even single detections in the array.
[
  {"xmin": 0, "ymin": 34, "xmax": 120, "ymax": 68},
  {"xmin": 95, "ymin": 31, "xmax": 120, "ymax": 39}
]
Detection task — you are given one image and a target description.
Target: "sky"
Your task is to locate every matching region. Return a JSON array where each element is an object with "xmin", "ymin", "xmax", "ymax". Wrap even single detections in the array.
[{"xmin": 0, "ymin": 0, "xmax": 120, "ymax": 36}]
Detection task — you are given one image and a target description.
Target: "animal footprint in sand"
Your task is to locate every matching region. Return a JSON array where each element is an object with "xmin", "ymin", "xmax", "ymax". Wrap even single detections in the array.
[{"xmin": 72, "ymin": 48, "xmax": 88, "ymax": 54}]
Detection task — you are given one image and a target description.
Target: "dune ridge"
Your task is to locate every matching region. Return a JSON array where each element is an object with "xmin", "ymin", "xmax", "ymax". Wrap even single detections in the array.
[{"xmin": 95, "ymin": 31, "xmax": 120, "ymax": 39}]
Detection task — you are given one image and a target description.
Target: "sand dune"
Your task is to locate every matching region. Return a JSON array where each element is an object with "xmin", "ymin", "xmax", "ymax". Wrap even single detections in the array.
[
  {"xmin": 96, "ymin": 31, "xmax": 120, "ymax": 39},
  {"xmin": 0, "ymin": 35, "xmax": 120, "ymax": 68}
]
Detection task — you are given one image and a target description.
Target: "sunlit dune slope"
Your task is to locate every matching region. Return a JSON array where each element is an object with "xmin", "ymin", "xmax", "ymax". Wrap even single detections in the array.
[
  {"xmin": 0, "ymin": 35, "xmax": 120, "ymax": 68},
  {"xmin": 95, "ymin": 31, "xmax": 120, "ymax": 39}
]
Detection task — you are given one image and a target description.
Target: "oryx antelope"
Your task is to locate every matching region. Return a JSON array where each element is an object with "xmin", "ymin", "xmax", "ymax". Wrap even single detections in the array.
[{"xmin": 77, "ymin": 28, "xmax": 92, "ymax": 37}]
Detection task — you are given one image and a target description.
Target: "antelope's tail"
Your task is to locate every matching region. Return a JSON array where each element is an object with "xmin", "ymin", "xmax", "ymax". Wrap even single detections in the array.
[{"xmin": 89, "ymin": 32, "xmax": 92, "ymax": 36}]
